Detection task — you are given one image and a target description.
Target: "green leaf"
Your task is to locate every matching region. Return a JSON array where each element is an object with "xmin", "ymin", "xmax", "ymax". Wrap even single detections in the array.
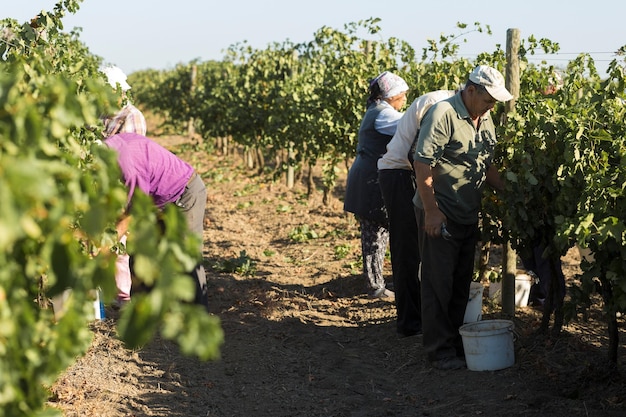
[{"xmin": 505, "ymin": 171, "xmax": 518, "ymax": 183}]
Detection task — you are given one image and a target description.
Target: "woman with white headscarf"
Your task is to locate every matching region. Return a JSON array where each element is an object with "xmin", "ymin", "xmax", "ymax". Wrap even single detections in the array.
[{"xmin": 344, "ymin": 71, "xmax": 409, "ymax": 298}]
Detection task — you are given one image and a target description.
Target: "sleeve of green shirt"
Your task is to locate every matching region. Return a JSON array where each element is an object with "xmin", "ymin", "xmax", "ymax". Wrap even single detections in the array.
[{"xmin": 413, "ymin": 101, "xmax": 453, "ymax": 166}]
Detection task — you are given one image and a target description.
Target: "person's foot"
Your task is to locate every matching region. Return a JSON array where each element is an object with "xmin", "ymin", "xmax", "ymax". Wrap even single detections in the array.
[
  {"xmin": 431, "ymin": 356, "xmax": 466, "ymax": 370},
  {"xmin": 369, "ymin": 288, "xmax": 394, "ymax": 299},
  {"xmin": 397, "ymin": 329, "xmax": 422, "ymax": 339},
  {"xmin": 530, "ymin": 298, "xmax": 544, "ymax": 311}
]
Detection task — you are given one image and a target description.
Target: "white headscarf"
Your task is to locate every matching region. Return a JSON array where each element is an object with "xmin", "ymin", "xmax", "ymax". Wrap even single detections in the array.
[{"xmin": 374, "ymin": 71, "xmax": 409, "ymax": 98}]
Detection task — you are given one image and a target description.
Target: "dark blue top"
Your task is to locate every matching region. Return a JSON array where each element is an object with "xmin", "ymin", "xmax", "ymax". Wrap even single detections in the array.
[{"xmin": 343, "ymin": 102, "xmax": 395, "ymax": 224}]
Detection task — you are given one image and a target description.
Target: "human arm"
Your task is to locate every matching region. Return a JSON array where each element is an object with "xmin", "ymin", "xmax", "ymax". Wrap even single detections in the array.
[
  {"xmin": 413, "ymin": 160, "xmax": 446, "ymax": 238},
  {"xmin": 486, "ymin": 164, "xmax": 505, "ymax": 191},
  {"xmin": 115, "ymin": 212, "xmax": 132, "ymax": 240},
  {"xmin": 375, "ymin": 104, "xmax": 404, "ymax": 136}
]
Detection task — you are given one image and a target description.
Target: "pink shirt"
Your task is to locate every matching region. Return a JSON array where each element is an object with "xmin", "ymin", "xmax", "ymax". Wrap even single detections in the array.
[{"xmin": 104, "ymin": 133, "xmax": 194, "ymax": 208}]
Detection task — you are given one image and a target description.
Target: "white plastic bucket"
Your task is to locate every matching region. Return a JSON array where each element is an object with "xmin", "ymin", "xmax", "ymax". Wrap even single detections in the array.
[
  {"xmin": 459, "ymin": 319, "xmax": 515, "ymax": 371},
  {"xmin": 514, "ymin": 274, "xmax": 532, "ymax": 307},
  {"xmin": 463, "ymin": 282, "xmax": 484, "ymax": 323},
  {"xmin": 488, "ymin": 274, "xmax": 533, "ymax": 307}
]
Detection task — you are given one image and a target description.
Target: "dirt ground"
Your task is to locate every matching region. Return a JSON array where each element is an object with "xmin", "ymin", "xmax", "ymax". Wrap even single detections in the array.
[{"xmin": 48, "ymin": 135, "xmax": 626, "ymax": 417}]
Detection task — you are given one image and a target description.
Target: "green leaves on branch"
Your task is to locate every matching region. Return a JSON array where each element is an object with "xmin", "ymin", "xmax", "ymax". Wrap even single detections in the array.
[
  {"xmin": 493, "ymin": 54, "xmax": 626, "ymax": 327},
  {"xmin": 130, "ymin": 11, "xmax": 626, "ymax": 359},
  {"xmin": 1, "ymin": 2, "xmax": 224, "ymax": 415}
]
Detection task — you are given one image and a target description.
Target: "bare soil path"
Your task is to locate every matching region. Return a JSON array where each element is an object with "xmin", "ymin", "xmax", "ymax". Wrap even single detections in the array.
[{"xmin": 49, "ymin": 136, "xmax": 626, "ymax": 417}]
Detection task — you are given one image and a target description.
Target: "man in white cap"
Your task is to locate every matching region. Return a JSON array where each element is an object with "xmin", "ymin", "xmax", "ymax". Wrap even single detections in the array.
[
  {"xmin": 412, "ymin": 65, "xmax": 512, "ymax": 369},
  {"xmin": 101, "ymin": 65, "xmax": 148, "ymax": 307}
]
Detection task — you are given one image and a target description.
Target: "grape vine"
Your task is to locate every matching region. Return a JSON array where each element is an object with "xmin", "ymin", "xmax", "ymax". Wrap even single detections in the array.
[
  {"xmin": 1, "ymin": 3, "xmax": 223, "ymax": 416},
  {"xmin": 2, "ymin": 2, "xmax": 626, "ymax": 416}
]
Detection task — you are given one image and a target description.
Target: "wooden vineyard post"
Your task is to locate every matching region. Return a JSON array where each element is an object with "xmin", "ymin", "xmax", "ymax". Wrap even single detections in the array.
[
  {"xmin": 188, "ymin": 64, "xmax": 197, "ymax": 140},
  {"xmin": 287, "ymin": 142, "xmax": 295, "ymax": 188},
  {"xmin": 286, "ymin": 49, "xmax": 299, "ymax": 188},
  {"xmin": 501, "ymin": 28, "xmax": 521, "ymax": 315}
]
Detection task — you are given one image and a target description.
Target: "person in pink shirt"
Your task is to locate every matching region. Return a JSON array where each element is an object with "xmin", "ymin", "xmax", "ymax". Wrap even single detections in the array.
[
  {"xmin": 105, "ymin": 132, "xmax": 208, "ymax": 309},
  {"xmin": 101, "ymin": 65, "xmax": 148, "ymax": 306}
]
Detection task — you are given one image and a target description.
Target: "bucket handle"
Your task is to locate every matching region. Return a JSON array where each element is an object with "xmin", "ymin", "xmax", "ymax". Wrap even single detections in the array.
[{"xmin": 512, "ymin": 328, "xmax": 520, "ymax": 342}]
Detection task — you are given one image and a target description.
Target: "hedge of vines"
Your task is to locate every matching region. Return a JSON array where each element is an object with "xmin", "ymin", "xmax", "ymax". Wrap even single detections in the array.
[
  {"xmin": 1, "ymin": 2, "xmax": 222, "ymax": 416},
  {"xmin": 129, "ymin": 19, "xmax": 626, "ymax": 362},
  {"xmin": 1, "ymin": 2, "xmax": 626, "ymax": 415}
]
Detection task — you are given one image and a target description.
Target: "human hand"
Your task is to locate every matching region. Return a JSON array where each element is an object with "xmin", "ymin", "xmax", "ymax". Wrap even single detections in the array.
[{"xmin": 424, "ymin": 209, "xmax": 447, "ymax": 238}]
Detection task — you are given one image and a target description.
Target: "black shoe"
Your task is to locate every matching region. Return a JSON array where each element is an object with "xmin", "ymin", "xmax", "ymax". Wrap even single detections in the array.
[
  {"xmin": 398, "ymin": 331, "xmax": 422, "ymax": 339},
  {"xmin": 431, "ymin": 356, "xmax": 466, "ymax": 370}
]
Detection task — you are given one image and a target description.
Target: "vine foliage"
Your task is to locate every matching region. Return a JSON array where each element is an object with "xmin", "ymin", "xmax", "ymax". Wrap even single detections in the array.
[
  {"xmin": 1, "ymin": 3, "xmax": 223, "ymax": 416},
  {"xmin": 132, "ymin": 20, "xmax": 626, "ymax": 362},
  {"xmin": 2, "ymin": 3, "xmax": 626, "ymax": 415}
]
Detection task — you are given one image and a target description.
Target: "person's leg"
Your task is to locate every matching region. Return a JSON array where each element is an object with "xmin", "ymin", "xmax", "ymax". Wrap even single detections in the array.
[
  {"xmin": 416, "ymin": 208, "xmax": 458, "ymax": 361},
  {"xmin": 379, "ymin": 169, "xmax": 421, "ymax": 335},
  {"xmin": 360, "ymin": 217, "xmax": 390, "ymax": 297},
  {"xmin": 175, "ymin": 174, "xmax": 209, "ymax": 308},
  {"xmin": 520, "ymin": 248, "xmax": 542, "ymax": 305},
  {"xmin": 190, "ymin": 263, "xmax": 208, "ymax": 307},
  {"xmin": 114, "ymin": 234, "xmax": 132, "ymax": 305},
  {"xmin": 532, "ymin": 245, "xmax": 550, "ymax": 304},
  {"xmin": 448, "ymin": 221, "xmax": 479, "ymax": 357},
  {"xmin": 555, "ymin": 260, "xmax": 566, "ymax": 303},
  {"xmin": 527, "ymin": 244, "xmax": 567, "ymax": 310},
  {"xmin": 541, "ymin": 257, "xmax": 567, "ymax": 312}
]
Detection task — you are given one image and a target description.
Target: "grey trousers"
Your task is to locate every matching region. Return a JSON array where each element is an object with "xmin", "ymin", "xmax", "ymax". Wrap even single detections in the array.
[{"xmin": 175, "ymin": 174, "xmax": 209, "ymax": 308}]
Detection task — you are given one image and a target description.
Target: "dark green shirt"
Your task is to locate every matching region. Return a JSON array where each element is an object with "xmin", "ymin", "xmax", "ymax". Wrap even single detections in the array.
[{"xmin": 412, "ymin": 93, "xmax": 497, "ymax": 224}]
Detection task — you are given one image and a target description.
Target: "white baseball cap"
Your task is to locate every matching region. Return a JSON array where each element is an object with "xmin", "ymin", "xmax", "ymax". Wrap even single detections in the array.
[
  {"xmin": 469, "ymin": 65, "xmax": 513, "ymax": 102},
  {"xmin": 101, "ymin": 65, "xmax": 131, "ymax": 91}
]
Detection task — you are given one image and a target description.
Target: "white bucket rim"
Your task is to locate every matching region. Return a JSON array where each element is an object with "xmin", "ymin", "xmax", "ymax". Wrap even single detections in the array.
[{"xmin": 459, "ymin": 319, "xmax": 515, "ymax": 337}]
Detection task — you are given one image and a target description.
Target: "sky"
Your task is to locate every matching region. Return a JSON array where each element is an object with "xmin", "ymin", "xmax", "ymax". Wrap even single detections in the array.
[{"xmin": 2, "ymin": 0, "xmax": 624, "ymax": 75}]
